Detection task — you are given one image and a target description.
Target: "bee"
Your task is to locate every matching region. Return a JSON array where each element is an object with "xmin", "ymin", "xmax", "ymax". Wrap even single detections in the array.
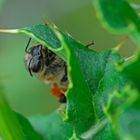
[{"xmin": 24, "ymin": 38, "xmax": 68, "ymax": 103}]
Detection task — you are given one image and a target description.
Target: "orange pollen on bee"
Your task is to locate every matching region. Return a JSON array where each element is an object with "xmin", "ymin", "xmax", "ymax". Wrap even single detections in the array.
[{"xmin": 50, "ymin": 83, "xmax": 67, "ymax": 97}]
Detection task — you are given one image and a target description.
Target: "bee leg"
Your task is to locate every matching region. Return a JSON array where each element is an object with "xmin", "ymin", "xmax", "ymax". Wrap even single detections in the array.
[
  {"xmin": 50, "ymin": 83, "xmax": 67, "ymax": 103},
  {"xmin": 85, "ymin": 40, "xmax": 94, "ymax": 48},
  {"xmin": 50, "ymin": 83, "xmax": 67, "ymax": 97},
  {"xmin": 59, "ymin": 94, "xmax": 66, "ymax": 103}
]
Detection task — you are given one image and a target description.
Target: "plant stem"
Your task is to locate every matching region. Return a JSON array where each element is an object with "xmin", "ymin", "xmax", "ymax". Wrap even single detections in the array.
[
  {"xmin": 80, "ymin": 118, "xmax": 108, "ymax": 139},
  {"xmin": 125, "ymin": 55, "xmax": 134, "ymax": 62},
  {"xmin": 0, "ymin": 29, "xmax": 18, "ymax": 34}
]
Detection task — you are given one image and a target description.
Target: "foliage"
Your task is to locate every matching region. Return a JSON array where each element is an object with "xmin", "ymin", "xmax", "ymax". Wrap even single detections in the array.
[{"xmin": 0, "ymin": 0, "xmax": 140, "ymax": 140}]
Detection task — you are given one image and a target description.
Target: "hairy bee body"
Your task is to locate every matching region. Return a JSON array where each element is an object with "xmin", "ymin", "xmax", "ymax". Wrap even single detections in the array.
[{"xmin": 24, "ymin": 39, "xmax": 68, "ymax": 102}]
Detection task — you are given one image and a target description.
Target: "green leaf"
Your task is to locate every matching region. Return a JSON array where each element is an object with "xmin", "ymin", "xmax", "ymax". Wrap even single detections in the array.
[
  {"xmin": 93, "ymin": 0, "xmax": 140, "ymax": 45},
  {"xmin": 16, "ymin": 113, "xmax": 44, "ymax": 140},
  {"xmin": 93, "ymin": 0, "xmax": 140, "ymax": 139},
  {"xmin": 104, "ymin": 86, "xmax": 140, "ymax": 140},
  {"xmin": 62, "ymin": 36, "xmax": 96, "ymax": 134},
  {"xmin": 91, "ymin": 50, "xmax": 125, "ymax": 118},
  {"xmin": 20, "ymin": 25, "xmax": 66, "ymax": 60},
  {"xmin": 0, "ymin": 85, "xmax": 44, "ymax": 140},
  {"xmin": 115, "ymin": 51, "xmax": 140, "ymax": 139},
  {"xmin": 121, "ymin": 52, "xmax": 140, "ymax": 90},
  {"xmin": 23, "ymin": 25, "xmax": 61, "ymax": 49},
  {"xmin": 30, "ymin": 111, "xmax": 73, "ymax": 140}
]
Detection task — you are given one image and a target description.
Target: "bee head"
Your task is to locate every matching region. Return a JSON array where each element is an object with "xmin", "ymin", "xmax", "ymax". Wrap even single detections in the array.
[
  {"xmin": 24, "ymin": 38, "xmax": 56, "ymax": 77},
  {"xmin": 24, "ymin": 38, "xmax": 45, "ymax": 76}
]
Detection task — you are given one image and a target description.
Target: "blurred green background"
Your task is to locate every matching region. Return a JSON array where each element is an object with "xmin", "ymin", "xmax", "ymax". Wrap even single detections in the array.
[{"xmin": 0, "ymin": 0, "xmax": 136, "ymax": 117}]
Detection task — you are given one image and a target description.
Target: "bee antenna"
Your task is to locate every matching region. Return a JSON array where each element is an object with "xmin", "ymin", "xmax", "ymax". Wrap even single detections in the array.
[
  {"xmin": 25, "ymin": 37, "xmax": 32, "ymax": 53},
  {"xmin": 28, "ymin": 58, "xmax": 33, "ymax": 77}
]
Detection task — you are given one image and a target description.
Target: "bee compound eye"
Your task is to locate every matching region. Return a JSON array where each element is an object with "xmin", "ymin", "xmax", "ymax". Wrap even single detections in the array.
[{"xmin": 31, "ymin": 60, "xmax": 42, "ymax": 73}]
